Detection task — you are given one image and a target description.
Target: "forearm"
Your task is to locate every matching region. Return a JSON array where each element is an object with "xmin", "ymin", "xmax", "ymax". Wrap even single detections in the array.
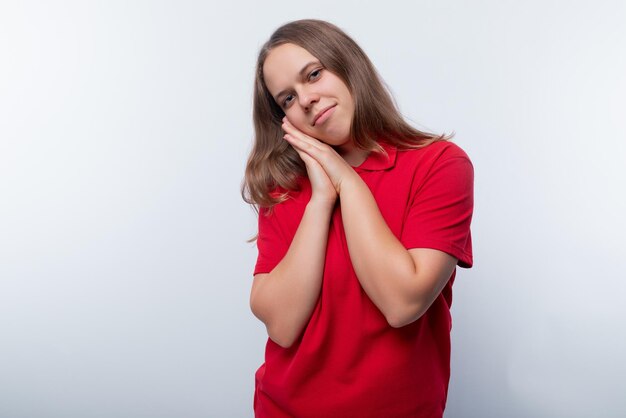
[
  {"xmin": 251, "ymin": 199, "xmax": 335, "ymax": 347},
  {"xmin": 339, "ymin": 174, "xmax": 419, "ymax": 326}
]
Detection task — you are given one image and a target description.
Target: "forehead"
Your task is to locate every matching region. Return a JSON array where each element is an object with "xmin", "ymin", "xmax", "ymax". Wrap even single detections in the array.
[{"xmin": 263, "ymin": 43, "xmax": 319, "ymax": 95}]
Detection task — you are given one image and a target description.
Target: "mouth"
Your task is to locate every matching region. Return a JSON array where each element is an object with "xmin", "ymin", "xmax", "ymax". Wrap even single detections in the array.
[{"xmin": 313, "ymin": 105, "xmax": 337, "ymax": 126}]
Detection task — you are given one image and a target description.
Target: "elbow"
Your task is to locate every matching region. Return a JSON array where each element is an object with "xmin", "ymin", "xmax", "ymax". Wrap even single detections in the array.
[
  {"xmin": 269, "ymin": 334, "xmax": 296, "ymax": 349},
  {"xmin": 267, "ymin": 324, "xmax": 298, "ymax": 348},
  {"xmin": 250, "ymin": 304, "xmax": 298, "ymax": 348},
  {"xmin": 385, "ymin": 304, "xmax": 426, "ymax": 329},
  {"xmin": 386, "ymin": 314, "xmax": 413, "ymax": 329},
  {"xmin": 250, "ymin": 295, "xmax": 299, "ymax": 349}
]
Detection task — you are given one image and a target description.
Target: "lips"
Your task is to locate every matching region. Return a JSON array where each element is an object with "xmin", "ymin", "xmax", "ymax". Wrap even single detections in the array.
[{"xmin": 313, "ymin": 105, "xmax": 336, "ymax": 126}]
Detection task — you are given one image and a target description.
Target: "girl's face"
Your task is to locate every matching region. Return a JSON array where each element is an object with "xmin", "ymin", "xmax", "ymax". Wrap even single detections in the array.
[{"xmin": 263, "ymin": 43, "xmax": 355, "ymax": 147}]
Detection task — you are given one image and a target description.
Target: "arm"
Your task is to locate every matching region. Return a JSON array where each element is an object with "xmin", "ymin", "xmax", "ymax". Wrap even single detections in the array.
[
  {"xmin": 339, "ymin": 173, "xmax": 458, "ymax": 328},
  {"xmin": 277, "ymin": 119, "xmax": 472, "ymax": 328},
  {"xmin": 250, "ymin": 199, "xmax": 334, "ymax": 348}
]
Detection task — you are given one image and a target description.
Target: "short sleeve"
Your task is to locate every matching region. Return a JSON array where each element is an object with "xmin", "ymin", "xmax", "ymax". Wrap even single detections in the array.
[
  {"xmin": 253, "ymin": 206, "xmax": 290, "ymax": 276},
  {"xmin": 399, "ymin": 156, "xmax": 474, "ymax": 268}
]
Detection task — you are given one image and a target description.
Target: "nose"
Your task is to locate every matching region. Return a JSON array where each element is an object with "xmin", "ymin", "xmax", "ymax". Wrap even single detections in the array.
[{"xmin": 297, "ymin": 86, "xmax": 319, "ymax": 111}]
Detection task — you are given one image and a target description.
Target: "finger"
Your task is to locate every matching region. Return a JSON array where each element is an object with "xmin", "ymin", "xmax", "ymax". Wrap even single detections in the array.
[
  {"xmin": 282, "ymin": 120, "xmax": 325, "ymax": 151},
  {"xmin": 281, "ymin": 119, "xmax": 344, "ymax": 163},
  {"xmin": 284, "ymin": 134, "xmax": 307, "ymax": 157},
  {"xmin": 284, "ymin": 133, "xmax": 315, "ymax": 156}
]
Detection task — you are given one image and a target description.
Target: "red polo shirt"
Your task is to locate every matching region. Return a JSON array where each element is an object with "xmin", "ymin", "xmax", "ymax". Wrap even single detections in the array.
[{"xmin": 253, "ymin": 140, "xmax": 474, "ymax": 418}]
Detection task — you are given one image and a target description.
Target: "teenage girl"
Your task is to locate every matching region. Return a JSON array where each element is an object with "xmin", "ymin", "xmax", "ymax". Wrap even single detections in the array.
[{"xmin": 242, "ymin": 19, "xmax": 474, "ymax": 418}]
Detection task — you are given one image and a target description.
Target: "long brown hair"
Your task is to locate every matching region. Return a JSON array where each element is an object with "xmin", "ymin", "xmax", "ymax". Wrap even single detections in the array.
[{"xmin": 242, "ymin": 19, "xmax": 452, "ymax": 240}]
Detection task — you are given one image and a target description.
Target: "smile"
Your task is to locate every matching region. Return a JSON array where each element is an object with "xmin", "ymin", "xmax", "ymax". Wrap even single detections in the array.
[{"xmin": 313, "ymin": 105, "xmax": 337, "ymax": 126}]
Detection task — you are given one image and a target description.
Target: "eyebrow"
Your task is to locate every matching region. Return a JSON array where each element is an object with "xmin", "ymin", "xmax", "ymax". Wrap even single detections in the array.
[{"xmin": 273, "ymin": 61, "xmax": 320, "ymax": 104}]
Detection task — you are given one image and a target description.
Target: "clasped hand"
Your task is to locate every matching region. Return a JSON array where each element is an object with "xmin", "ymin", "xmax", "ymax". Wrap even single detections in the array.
[{"xmin": 282, "ymin": 117, "xmax": 357, "ymax": 201}]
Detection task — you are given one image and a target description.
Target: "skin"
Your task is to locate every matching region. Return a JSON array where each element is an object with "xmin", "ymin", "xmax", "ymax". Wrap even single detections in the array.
[
  {"xmin": 255, "ymin": 42, "xmax": 459, "ymax": 339},
  {"xmin": 262, "ymin": 43, "xmax": 368, "ymax": 203}
]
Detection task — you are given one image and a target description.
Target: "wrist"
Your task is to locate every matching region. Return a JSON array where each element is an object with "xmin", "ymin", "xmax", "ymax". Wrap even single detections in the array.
[
  {"xmin": 308, "ymin": 197, "xmax": 337, "ymax": 211},
  {"xmin": 338, "ymin": 170, "xmax": 361, "ymax": 197}
]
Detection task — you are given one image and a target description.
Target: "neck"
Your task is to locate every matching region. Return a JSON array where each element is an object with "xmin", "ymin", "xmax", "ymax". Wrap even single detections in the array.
[{"xmin": 335, "ymin": 145, "xmax": 370, "ymax": 167}]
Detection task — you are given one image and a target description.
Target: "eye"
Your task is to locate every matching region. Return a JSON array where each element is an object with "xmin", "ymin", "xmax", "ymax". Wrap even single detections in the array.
[
  {"xmin": 280, "ymin": 69, "xmax": 322, "ymax": 108},
  {"xmin": 282, "ymin": 94, "xmax": 294, "ymax": 107},
  {"xmin": 309, "ymin": 69, "xmax": 322, "ymax": 80}
]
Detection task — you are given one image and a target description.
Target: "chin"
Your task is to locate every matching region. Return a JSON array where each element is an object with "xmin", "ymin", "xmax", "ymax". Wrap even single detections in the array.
[
  {"xmin": 325, "ymin": 132, "xmax": 351, "ymax": 146},
  {"xmin": 317, "ymin": 135, "xmax": 343, "ymax": 146}
]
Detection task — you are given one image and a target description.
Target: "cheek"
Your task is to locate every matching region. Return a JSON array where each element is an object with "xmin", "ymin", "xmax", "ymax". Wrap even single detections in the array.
[
  {"xmin": 285, "ymin": 114, "xmax": 311, "ymax": 133},
  {"xmin": 296, "ymin": 123, "xmax": 316, "ymax": 138}
]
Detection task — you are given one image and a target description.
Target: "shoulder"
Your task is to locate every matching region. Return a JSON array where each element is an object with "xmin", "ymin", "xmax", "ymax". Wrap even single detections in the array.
[
  {"xmin": 393, "ymin": 140, "xmax": 473, "ymax": 183},
  {"xmin": 265, "ymin": 176, "xmax": 310, "ymax": 203},
  {"xmin": 399, "ymin": 140, "xmax": 471, "ymax": 163},
  {"xmin": 261, "ymin": 177, "xmax": 311, "ymax": 220}
]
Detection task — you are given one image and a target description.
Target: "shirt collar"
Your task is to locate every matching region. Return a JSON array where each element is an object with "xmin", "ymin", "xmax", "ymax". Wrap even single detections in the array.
[{"xmin": 353, "ymin": 141, "xmax": 398, "ymax": 172}]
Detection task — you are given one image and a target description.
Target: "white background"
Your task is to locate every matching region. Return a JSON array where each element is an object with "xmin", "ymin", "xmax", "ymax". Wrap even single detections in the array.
[{"xmin": 1, "ymin": 1, "xmax": 625, "ymax": 417}]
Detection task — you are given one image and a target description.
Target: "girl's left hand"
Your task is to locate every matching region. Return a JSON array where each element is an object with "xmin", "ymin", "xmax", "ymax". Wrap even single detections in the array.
[{"xmin": 282, "ymin": 117, "xmax": 357, "ymax": 194}]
